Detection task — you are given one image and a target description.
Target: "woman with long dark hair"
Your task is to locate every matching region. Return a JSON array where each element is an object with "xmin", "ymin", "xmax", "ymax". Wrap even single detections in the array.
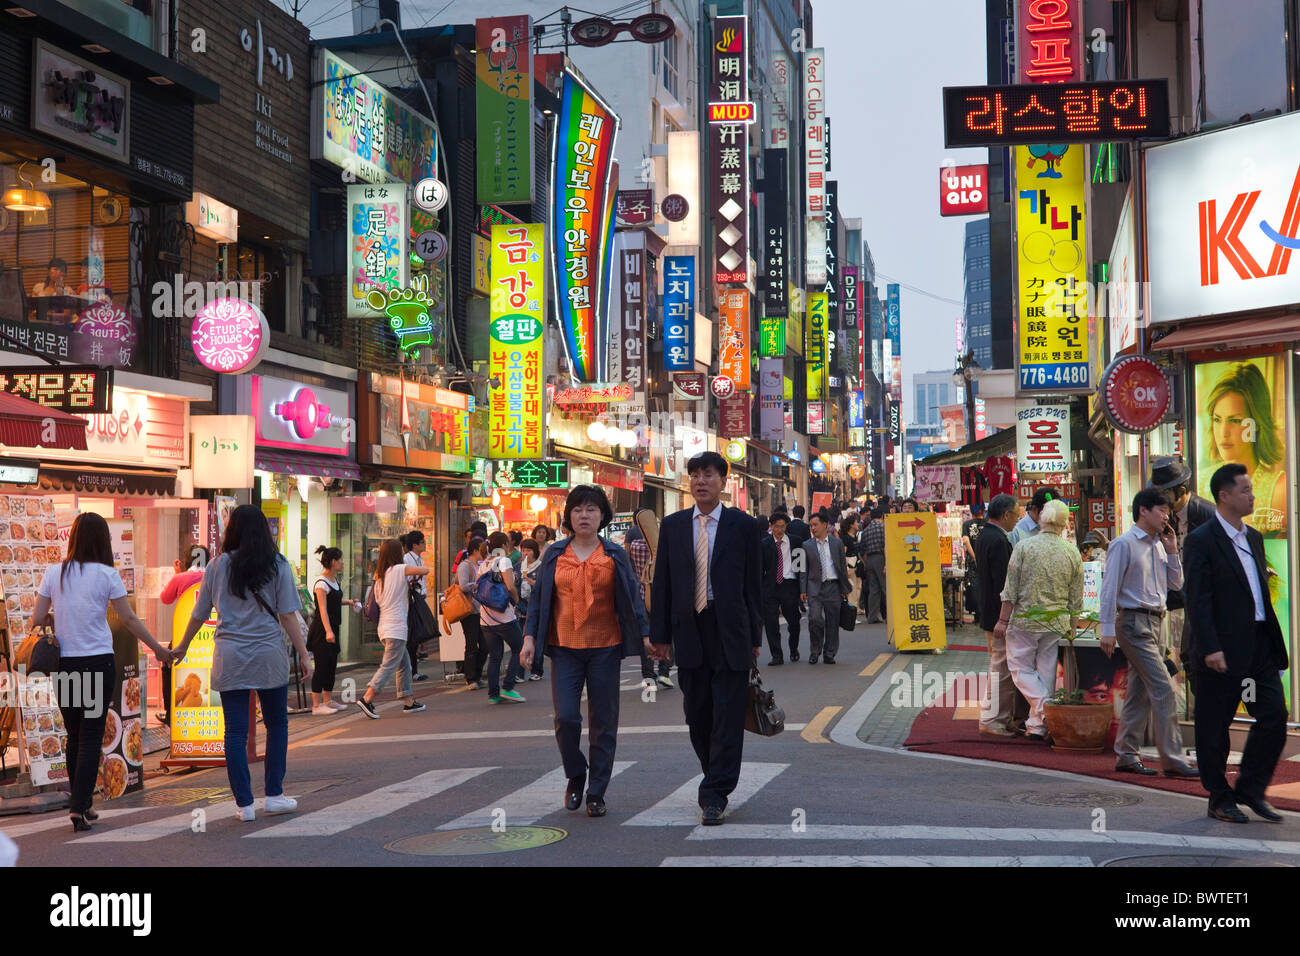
[
  {"xmin": 356, "ymin": 538, "xmax": 430, "ymax": 718},
  {"xmin": 400, "ymin": 531, "xmax": 431, "ymax": 683},
  {"xmin": 522, "ymin": 486, "xmax": 650, "ymax": 817},
  {"xmin": 307, "ymin": 545, "xmax": 361, "ymax": 714},
  {"xmin": 32, "ymin": 513, "xmax": 172, "ymax": 832},
  {"xmin": 174, "ymin": 505, "xmax": 310, "ymax": 822}
]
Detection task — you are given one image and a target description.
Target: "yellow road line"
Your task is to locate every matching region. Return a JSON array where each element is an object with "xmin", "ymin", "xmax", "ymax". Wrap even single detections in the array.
[
  {"xmin": 288, "ymin": 726, "xmax": 349, "ymax": 751},
  {"xmin": 860, "ymin": 653, "xmax": 892, "ymax": 677},
  {"xmin": 800, "ymin": 706, "xmax": 842, "ymax": 744}
]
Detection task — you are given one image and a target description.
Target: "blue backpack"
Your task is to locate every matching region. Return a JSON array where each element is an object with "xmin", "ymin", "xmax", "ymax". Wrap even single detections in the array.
[{"xmin": 476, "ymin": 568, "xmax": 511, "ymax": 612}]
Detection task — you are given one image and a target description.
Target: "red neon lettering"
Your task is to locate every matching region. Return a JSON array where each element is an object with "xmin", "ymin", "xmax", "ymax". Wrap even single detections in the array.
[
  {"xmin": 1026, "ymin": 0, "xmax": 1073, "ymax": 30},
  {"xmin": 1026, "ymin": 37, "xmax": 1074, "ymax": 78},
  {"xmin": 1198, "ymin": 193, "xmax": 1266, "ymax": 285}
]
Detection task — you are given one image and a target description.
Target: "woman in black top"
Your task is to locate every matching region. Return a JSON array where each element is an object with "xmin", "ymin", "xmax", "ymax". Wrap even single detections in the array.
[
  {"xmin": 308, "ymin": 546, "xmax": 359, "ymax": 714},
  {"xmin": 839, "ymin": 514, "xmax": 861, "ymax": 613}
]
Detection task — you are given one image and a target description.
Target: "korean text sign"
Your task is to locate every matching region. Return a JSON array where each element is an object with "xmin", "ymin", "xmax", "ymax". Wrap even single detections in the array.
[
  {"xmin": 663, "ymin": 256, "xmax": 695, "ymax": 370},
  {"xmin": 718, "ymin": 289, "xmax": 751, "ymax": 391},
  {"xmin": 1015, "ymin": 401, "xmax": 1071, "ymax": 473},
  {"xmin": 806, "ymin": 291, "xmax": 827, "ymax": 400},
  {"xmin": 1017, "ymin": 0, "xmax": 1083, "ymax": 83},
  {"xmin": 490, "ymin": 224, "xmax": 545, "ymax": 459},
  {"xmin": 1015, "ymin": 144, "xmax": 1090, "ymax": 390},
  {"xmin": 550, "ymin": 72, "xmax": 619, "ymax": 383},
  {"xmin": 804, "ymin": 48, "xmax": 827, "ymax": 287},
  {"xmin": 884, "ymin": 512, "xmax": 947, "ymax": 651},
  {"xmin": 346, "ymin": 183, "xmax": 409, "ymax": 319},
  {"xmin": 887, "ymin": 284, "xmax": 902, "ymax": 401},
  {"xmin": 476, "ymin": 16, "xmax": 534, "ymax": 205},
  {"xmin": 710, "ymin": 15, "xmax": 751, "ymax": 284},
  {"xmin": 617, "ymin": 237, "xmax": 646, "ymax": 394}
]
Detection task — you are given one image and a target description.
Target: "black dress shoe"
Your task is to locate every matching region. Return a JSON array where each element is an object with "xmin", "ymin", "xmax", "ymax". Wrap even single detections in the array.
[
  {"xmin": 768, "ymin": 657, "xmax": 784, "ymax": 666},
  {"xmin": 1163, "ymin": 766, "xmax": 1200, "ymax": 779},
  {"xmin": 1115, "ymin": 761, "xmax": 1159, "ymax": 776},
  {"xmin": 586, "ymin": 796, "xmax": 607, "ymax": 818},
  {"xmin": 565, "ymin": 775, "xmax": 585, "ymax": 811},
  {"xmin": 808, "ymin": 655, "xmax": 818, "ymax": 664},
  {"xmin": 823, "ymin": 656, "xmax": 836, "ymax": 665},
  {"xmin": 1239, "ymin": 797, "xmax": 1284, "ymax": 823},
  {"xmin": 789, "ymin": 651, "xmax": 800, "ymax": 662},
  {"xmin": 701, "ymin": 804, "xmax": 727, "ymax": 826},
  {"xmin": 1207, "ymin": 805, "xmax": 1250, "ymax": 823}
]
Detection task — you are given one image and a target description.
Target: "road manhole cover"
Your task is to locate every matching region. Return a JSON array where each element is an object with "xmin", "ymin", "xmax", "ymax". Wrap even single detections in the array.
[
  {"xmin": 1006, "ymin": 790, "xmax": 1143, "ymax": 808},
  {"xmin": 1103, "ymin": 854, "xmax": 1292, "ymax": 867},
  {"xmin": 386, "ymin": 826, "xmax": 567, "ymax": 856}
]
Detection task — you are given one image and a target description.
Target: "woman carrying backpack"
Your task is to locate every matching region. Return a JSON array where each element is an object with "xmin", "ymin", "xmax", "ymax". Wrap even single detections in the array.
[
  {"xmin": 355, "ymin": 539, "xmax": 430, "ymax": 719},
  {"xmin": 477, "ymin": 531, "xmax": 525, "ymax": 704}
]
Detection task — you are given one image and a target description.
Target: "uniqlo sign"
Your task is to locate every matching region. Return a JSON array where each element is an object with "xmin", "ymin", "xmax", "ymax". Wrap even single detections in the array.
[
  {"xmin": 1016, "ymin": 402, "xmax": 1071, "ymax": 474},
  {"xmin": 939, "ymin": 164, "xmax": 989, "ymax": 216},
  {"xmin": 709, "ymin": 15, "xmax": 750, "ymax": 285},
  {"xmin": 1017, "ymin": 0, "xmax": 1083, "ymax": 83}
]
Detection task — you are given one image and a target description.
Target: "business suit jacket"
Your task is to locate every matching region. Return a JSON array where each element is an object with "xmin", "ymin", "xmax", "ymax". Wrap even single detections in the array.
[
  {"xmin": 797, "ymin": 535, "xmax": 851, "ymax": 598},
  {"xmin": 973, "ymin": 521, "xmax": 1012, "ymax": 632},
  {"xmin": 786, "ymin": 518, "xmax": 810, "ymax": 547},
  {"xmin": 1183, "ymin": 517, "xmax": 1289, "ymax": 676},
  {"xmin": 650, "ymin": 505, "xmax": 763, "ymax": 671}
]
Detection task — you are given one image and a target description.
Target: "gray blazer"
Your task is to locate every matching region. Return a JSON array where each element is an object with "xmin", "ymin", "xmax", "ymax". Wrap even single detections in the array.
[{"xmin": 799, "ymin": 535, "xmax": 851, "ymax": 596}]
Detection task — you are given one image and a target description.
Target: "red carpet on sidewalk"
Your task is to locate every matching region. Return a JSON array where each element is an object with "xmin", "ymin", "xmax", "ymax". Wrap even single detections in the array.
[{"xmin": 904, "ymin": 703, "xmax": 1300, "ymax": 812}]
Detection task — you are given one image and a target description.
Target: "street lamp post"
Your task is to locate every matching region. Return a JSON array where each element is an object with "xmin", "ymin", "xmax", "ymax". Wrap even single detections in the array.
[{"xmin": 952, "ymin": 350, "xmax": 982, "ymax": 446}]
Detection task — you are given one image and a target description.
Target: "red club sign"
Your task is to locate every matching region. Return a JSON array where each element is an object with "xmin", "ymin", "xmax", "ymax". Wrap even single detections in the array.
[{"xmin": 1100, "ymin": 354, "xmax": 1170, "ymax": 433}]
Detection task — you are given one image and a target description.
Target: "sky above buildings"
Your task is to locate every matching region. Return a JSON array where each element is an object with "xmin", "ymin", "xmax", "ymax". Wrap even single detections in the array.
[{"xmin": 283, "ymin": 0, "xmax": 989, "ymax": 393}]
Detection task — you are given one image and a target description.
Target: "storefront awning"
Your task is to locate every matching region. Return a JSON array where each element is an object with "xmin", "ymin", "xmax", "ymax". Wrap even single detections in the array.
[
  {"xmin": 0, "ymin": 393, "xmax": 88, "ymax": 451},
  {"xmin": 255, "ymin": 451, "xmax": 361, "ymax": 482},
  {"xmin": 40, "ymin": 467, "xmax": 175, "ymax": 497},
  {"xmin": 1150, "ymin": 315, "xmax": 1300, "ymax": 353}
]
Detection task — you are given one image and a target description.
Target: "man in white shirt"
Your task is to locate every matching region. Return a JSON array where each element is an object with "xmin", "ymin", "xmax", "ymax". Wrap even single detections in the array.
[
  {"xmin": 798, "ymin": 511, "xmax": 851, "ymax": 664},
  {"xmin": 761, "ymin": 513, "xmax": 802, "ymax": 664}
]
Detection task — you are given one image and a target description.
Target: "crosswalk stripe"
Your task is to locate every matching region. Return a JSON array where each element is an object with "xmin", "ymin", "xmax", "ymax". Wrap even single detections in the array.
[
  {"xmin": 623, "ymin": 762, "xmax": 788, "ymax": 827},
  {"xmin": 247, "ymin": 767, "xmax": 495, "ymax": 839},
  {"xmin": 661, "ymin": 855, "xmax": 1093, "ymax": 867},
  {"xmin": 0, "ymin": 807, "xmax": 149, "ymax": 839},
  {"xmin": 72, "ymin": 804, "xmax": 237, "ymax": 844},
  {"xmin": 437, "ymin": 762, "xmax": 635, "ymax": 830},
  {"xmin": 685, "ymin": 824, "xmax": 1300, "ymax": 855},
  {"xmin": 303, "ymin": 725, "xmax": 806, "ymax": 747}
]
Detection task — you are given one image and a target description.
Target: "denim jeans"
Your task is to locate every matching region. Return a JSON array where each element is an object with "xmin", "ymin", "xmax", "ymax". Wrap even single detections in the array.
[
  {"xmin": 550, "ymin": 644, "xmax": 621, "ymax": 798},
  {"xmin": 367, "ymin": 638, "xmax": 412, "ymax": 699},
  {"xmin": 482, "ymin": 620, "xmax": 524, "ymax": 697},
  {"xmin": 220, "ymin": 685, "xmax": 289, "ymax": 809}
]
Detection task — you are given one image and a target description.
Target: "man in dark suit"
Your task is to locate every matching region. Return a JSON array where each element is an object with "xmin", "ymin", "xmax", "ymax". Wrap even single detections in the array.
[
  {"xmin": 786, "ymin": 505, "xmax": 810, "ymax": 547},
  {"xmin": 974, "ymin": 493, "xmax": 1024, "ymax": 737},
  {"xmin": 760, "ymin": 512, "xmax": 802, "ymax": 664},
  {"xmin": 650, "ymin": 451, "xmax": 763, "ymax": 826},
  {"xmin": 798, "ymin": 511, "xmax": 851, "ymax": 664},
  {"xmin": 1184, "ymin": 463, "xmax": 1290, "ymax": 824}
]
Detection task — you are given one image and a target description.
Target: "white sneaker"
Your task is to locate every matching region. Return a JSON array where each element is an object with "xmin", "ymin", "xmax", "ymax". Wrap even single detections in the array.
[
  {"xmin": 311, "ymin": 705, "xmax": 336, "ymax": 715},
  {"xmin": 265, "ymin": 795, "xmax": 298, "ymax": 815},
  {"xmin": 326, "ymin": 700, "xmax": 348, "ymax": 711},
  {"xmin": 236, "ymin": 805, "xmax": 256, "ymax": 822}
]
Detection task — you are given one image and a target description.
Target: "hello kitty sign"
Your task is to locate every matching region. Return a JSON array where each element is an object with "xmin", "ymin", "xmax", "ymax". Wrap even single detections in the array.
[{"xmin": 190, "ymin": 298, "xmax": 269, "ymax": 374}]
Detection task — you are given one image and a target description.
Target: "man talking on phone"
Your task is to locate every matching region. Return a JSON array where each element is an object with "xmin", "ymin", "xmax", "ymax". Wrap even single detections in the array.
[{"xmin": 1098, "ymin": 488, "xmax": 1198, "ymax": 778}]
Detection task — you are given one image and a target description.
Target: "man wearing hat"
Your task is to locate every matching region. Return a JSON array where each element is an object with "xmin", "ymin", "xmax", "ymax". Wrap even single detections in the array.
[{"xmin": 1149, "ymin": 456, "xmax": 1214, "ymax": 678}]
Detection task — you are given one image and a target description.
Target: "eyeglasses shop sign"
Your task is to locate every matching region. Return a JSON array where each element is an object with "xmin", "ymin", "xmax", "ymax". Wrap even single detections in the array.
[{"xmin": 1016, "ymin": 402, "xmax": 1070, "ymax": 474}]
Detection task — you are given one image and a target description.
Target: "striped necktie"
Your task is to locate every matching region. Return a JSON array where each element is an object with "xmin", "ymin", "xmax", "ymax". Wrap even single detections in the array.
[{"xmin": 694, "ymin": 514, "xmax": 710, "ymax": 612}]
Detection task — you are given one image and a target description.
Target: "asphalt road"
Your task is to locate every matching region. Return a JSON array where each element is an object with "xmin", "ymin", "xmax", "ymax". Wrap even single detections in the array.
[{"xmin": 7, "ymin": 615, "xmax": 1300, "ymax": 867}]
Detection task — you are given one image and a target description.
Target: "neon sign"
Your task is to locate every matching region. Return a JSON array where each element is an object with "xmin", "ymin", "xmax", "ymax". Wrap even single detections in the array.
[{"xmin": 943, "ymin": 80, "xmax": 1170, "ymax": 148}]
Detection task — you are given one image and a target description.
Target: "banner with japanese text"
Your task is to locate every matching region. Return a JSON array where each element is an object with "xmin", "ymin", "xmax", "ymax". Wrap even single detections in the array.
[
  {"xmin": 490, "ymin": 224, "xmax": 545, "ymax": 458},
  {"xmin": 346, "ymin": 183, "xmax": 408, "ymax": 318},
  {"xmin": 884, "ymin": 512, "xmax": 947, "ymax": 651},
  {"xmin": 718, "ymin": 288, "xmax": 751, "ymax": 390},
  {"xmin": 709, "ymin": 15, "xmax": 751, "ymax": 284}
]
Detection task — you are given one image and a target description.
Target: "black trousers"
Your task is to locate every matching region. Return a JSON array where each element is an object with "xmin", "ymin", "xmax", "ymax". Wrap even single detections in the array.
[
  {"xmin": 311, "ymin": 643, "xmax": 339, "ymax": 693},
  {"xmin": 57, "ymin": 654, "xmax": 115, "ymax": 816},
  {"xmin": 551, "ymin": 645, "xmax": 621, "ymax": 798},
  {"xmin": 462, "ymin": 615, "xmax": 490, "ymax": 683},
  {"xmin": 677, "ymin": 606, "xmax": 749, "ymax": 809},
  {"xmin": 1194, "ymin": 643, "xmax": 1288, "ymax": 810},
  {"xmin": 762, "ymin": 579, "xmax": 801, "ymax": 658}
]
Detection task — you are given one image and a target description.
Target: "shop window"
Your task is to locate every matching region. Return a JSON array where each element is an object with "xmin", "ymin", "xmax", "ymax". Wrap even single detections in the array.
[
  {"xmin": 227, "ymin": 239, "xmax": 287, "ymax": 333},
  {"xmin": 61, "ymin": 0, "xmax": 156, "ymax": 49}
]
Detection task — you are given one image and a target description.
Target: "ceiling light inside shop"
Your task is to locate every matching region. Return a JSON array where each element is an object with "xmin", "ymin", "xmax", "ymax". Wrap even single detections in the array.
[
  {"xmin": 3, "ymin": 187, "xmax": 50, "ymax": 212},
  {"xmin": 529, "ymin": 495, "xmax": 547, "ymax": 512},
  {"xmin": 603, "ymin": 427, "xmax": 623, "ymax": 446},
  {"xmin": 82, "ymin": 43, "xmax": 109, "ymax": 53},
  {"xmin": 587, "ymin": 421, "xmax": 607, "ymax": 442},
  {"xmin": 618, "ymin": 429, "xmax": 637, "ymax": 448},
  {"xmin": 492, "ymin": 489, "xmax": 501, "ymax": 507},
  {"xmin": 406, "ymin": 492, "xmax": 417, "ymax": 511}
]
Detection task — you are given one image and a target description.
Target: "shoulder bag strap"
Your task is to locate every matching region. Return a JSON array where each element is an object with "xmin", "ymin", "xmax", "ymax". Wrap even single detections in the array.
[{"xmin": 249, "ymin": 584, "xmax": 279, "ymax": 623}]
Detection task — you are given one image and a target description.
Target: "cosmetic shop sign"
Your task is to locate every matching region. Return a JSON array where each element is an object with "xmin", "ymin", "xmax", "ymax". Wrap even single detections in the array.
[
  {"xmin": 191, "ymin": 298, "xmax": 270, "ymax": 374},
  {"xmin": 253, "ymin": 375, "xmax": 352, "ymax": 456}
]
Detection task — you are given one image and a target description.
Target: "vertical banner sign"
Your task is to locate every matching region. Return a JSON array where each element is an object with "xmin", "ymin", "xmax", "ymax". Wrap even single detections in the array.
[
  {"xmin": 885, "ymin": 512, "xmax": 948, "ymax": 651},
  {"xmin": 710, "ymin": 16, "xmax": 751, "ymax": 284},
  {"xmin": 490, "ymin": 224, "xmax": 545, "ymax": 458},
  {"xmin": 759, "ymin": 357, "xmax": 783, "ymax": 440},
  {"xmin": 763, "ymin": 148, "xmax": 788, "ymax": 321},
  {"xmin": 347, "ymin": 183, "xmax": 409, "ymax": 318},
  {"xmin": 826, "ymin": 183, "xmax": 839, "ymax": 375},
  {"xmin": 1015, "ymin": 401, "xmax": 1071, "ymax": 473},
  {"xmin": 870, "ymin": 292, "xmax": 883, "ymax": 378},
  {"xmin": 759, "ymin": 317, "xmax": 786, "ymax": 357},
  {"xmin": 663, "ymin": 256, "xmax": 695, "ymax": 370},
  {"xmin": 804, "ymin": 48, "xmax": 827, "ymax": 285},
  {"xmin": 1015, "ymin": 144, "xmax": 1089, "ymax": 390},
  {"xmin": 1017, "ymin": 0, "xmax": 1084, "ymax": 83},
  {"xmin": 848, "ymin": 390, "xmax": 865, "ymax": 428},
  {"xmin": 768, "ymin": 52, "xmax": 792, "ymax": 148},
  {"xmin": 807, "ymin": 401, "xmax": 826, "ymax": 435},
  {"xmin": 476, "ymin": 16, "xmax": 534, "ymax": 205},
  {"xmin": 887, "ymin": 284, "xmax": 902, "ymax": 401},
  {"xmin": 842, "ymin": 265, "xmax": 859, "ymax": 382},
  {"xmin": 719, "ymin": 392, "xmax": 751, "ymax": 439},
  {"xmin": 806, "ymin": 291, "xmax": 827, "ymax": 399},
  {"xmin": 618, "ymin": 236, "xmax": 646, "ymax": 397},
  {"xmin": 718, "ymin": 289, "xmax": 751, "ymax": 391},
  {"xmin": 551, "ymin": 72, "xmax": 620, "ymax": 383}
]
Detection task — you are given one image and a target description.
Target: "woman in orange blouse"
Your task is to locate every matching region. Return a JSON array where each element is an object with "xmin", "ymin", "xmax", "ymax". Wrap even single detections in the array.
[{"xmin": 522, "ymin": 485, "xmax": 651, "ymax": 817}]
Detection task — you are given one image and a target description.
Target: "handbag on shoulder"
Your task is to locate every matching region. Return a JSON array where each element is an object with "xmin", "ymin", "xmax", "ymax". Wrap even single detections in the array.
[
  {"xmin": 744, "ymin": 667, "xmax": 785, "ymax": 736},
  {"xmin": 408, "ymin": 587, "xmax": 437, "ymax": 644},
  {"xmin": 441, "ymin": 581, "xmax": 473, "ymax": 624},
  {"xmin": 27, "ymin": 626, "xmax": 60, "ymax": 675}
]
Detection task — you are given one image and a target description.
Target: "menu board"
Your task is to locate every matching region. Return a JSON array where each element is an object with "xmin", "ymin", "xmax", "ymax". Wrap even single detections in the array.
[
  {"xmin": 0, "ymin": 495, "xmax": 64, "ymax": 645},
  {"xmin": 168, "ymin": 580, "xmax": 224, "ymax": 759},
  {"xmin": 16, "ymin": 674, "xmax": 68, "ymax": 787},
  {"xmin": 98, "ymin": 616, "xmax": 144, "ymax": 798}
]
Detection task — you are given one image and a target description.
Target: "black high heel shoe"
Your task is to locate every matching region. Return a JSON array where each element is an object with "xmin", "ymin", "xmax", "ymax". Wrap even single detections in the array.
[
  {"xmin": 69, "ymin": 814, "xmax": 93, "ymax": 832},
  {"xmin": 83, "ymin": 807, "xmax": 98, "ymax": 822}
]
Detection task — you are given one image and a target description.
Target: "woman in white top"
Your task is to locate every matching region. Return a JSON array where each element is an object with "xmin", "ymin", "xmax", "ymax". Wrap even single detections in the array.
[
  {"xmin": 32, "ymin": 512, "xmax": 171, "ymax": 832},
  {"xmin": 356, "ymin": 538, "xmax": 430, "ymax": 719}
]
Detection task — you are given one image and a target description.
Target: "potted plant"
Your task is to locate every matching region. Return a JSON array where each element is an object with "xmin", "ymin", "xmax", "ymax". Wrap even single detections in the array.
[{"xmin": 1017, "ymin": 606, "xmax": 1108, "ymax": 754}]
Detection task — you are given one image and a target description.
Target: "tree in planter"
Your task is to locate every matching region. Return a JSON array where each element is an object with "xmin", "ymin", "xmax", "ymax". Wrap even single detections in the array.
[{"xmin": 1016, "ymin": 606, "xmax": 1101, "ymax": 705}]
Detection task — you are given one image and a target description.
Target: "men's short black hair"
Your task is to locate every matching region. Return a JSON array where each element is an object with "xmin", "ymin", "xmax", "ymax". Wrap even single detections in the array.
[
  {"xmin": 769, "ymin": 512, "xmax": 788, "ymax": 527},
  {"xmin": 810, "ymin": 509, "xmax": 829, "ymax": 525},
  {"xmin": 469, "ymin": 520, "xmax": 488, "ymax": 536},
  {"xmin": 1210, "ymin": 463, "xmax": 1249, "ymax": 504},
  {"xmin": 1030, "ymin": 487, "xmax": 1060, "ymax": 512},
  {"xmin": 772, "ymin": 504, "xmax": 789, "ymax": 515},
  {"xmin": 687, "ymin": 450, "xmax": 728, "ymax": 478},
  {"xmin": 1131, "ymin": 487, "xmax": 1172, "ymax": 524},
  {"xmin": 987, "ymin": 493, "xmax": 1018, "ymax": 521},
  {"xmin": 792, "ymin": 505, "xmax": 805, "ymax": 518},
  {"xmin": 562, "ymin": 484, "xmax": 614, "ymax": 533}
]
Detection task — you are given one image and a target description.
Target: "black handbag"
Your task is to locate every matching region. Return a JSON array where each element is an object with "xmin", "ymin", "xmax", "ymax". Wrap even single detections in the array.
[
  {"xmin": 408, "ymin": 587, "xmax": 436, "ymax": 645},
  {"xmin": 838, "ymin": 597, "xmax": 857, "ymax": 631},
  {"xmin": 28, "ymin": 627, "xmax": 60, "ymax": 674},
  {"xmin": 744, "ymin": 667, "xmax": 785, "ymax": 736}
]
